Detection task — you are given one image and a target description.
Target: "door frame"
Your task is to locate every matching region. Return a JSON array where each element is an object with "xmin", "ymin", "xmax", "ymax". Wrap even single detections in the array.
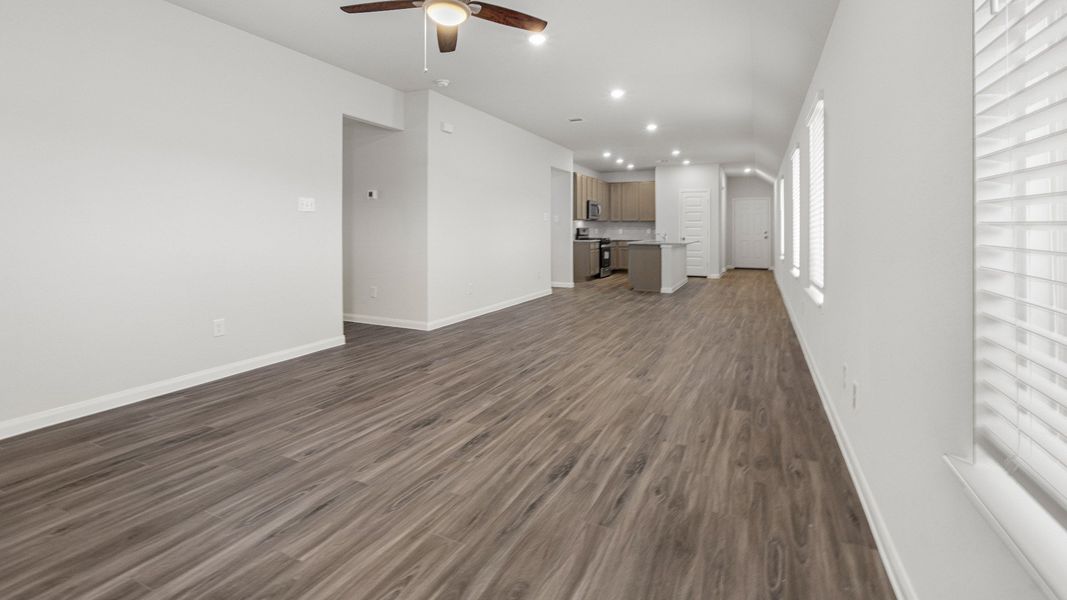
[
  {"xmin": 731, "ymin": 196, "xmax": 772, "ymax": 269},
  {"xmin": 678, "ymin": 189, "xmax": 712, "ymax": 277}
]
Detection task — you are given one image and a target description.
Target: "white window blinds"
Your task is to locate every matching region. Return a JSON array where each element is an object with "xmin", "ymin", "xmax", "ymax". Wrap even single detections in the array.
[
  {"xmin": 975, "ymin": 0, "xmax": 1067, "ymax": 514},
  {"xmin": 791, "ymin": 148, "xmax": 801, "ymax": 276},
  {"xmin": 808, "ymin": 99, "xmax": 826, "ymax": 297},
  {"xmin": 779, "ymin": 177, "xmax": 786, "ymax": 260}
]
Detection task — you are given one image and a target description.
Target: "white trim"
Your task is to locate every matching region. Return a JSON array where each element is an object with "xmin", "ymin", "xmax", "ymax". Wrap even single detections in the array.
[
  {"xmin": 343, "ymin": 313, "xmax": 429, "ymax": 331},
  {"xmin": 660, "ymin": 279, "xmax": 688, "ymax": 294},
  {"xmin": 426, "ymin": 289, "xmax": 551, "ymax": 331},
  {"xmin": 806, "ymin": 285, "xmax": 825, "ymax": 307},
  {"xmin": 0, "ymin": 336, "xmax": 346, "ymax": 440},
  {"xmin": 947, "ymin": 452, "xmax": 1066, "ymax": 600},
  {"xmin": 777, "ymin": 279, "xmax": 916, "ymax": 600},
  {"xmin": 551, "ymin": 281, "xmax": 575, "ymax": 289},
  {"xmin": 706, "ymin": 273, "xmax": 722, "ymax": 279}
]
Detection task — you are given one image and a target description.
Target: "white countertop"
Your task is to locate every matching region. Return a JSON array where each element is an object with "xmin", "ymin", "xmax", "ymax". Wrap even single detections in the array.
[{"xmin": 628, "ymin": 240, "xmax": 697, "ymax": 247}]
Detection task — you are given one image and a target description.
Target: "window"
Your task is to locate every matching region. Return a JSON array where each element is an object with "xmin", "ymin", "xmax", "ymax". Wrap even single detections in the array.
[
  {"xmin": 965, "ymin": 0, "xmax": 1067, "ymax": 595},
  {"xmin": 807, "ymin": 99, "xmax": 825, "ymax": 304},
  {"xmin": 778, "ymin": 177, "xmax": 786, "ymax": 260},
  {"xmin": 790, "ymin": 148, "xmax": 801, "ymax": 277}
]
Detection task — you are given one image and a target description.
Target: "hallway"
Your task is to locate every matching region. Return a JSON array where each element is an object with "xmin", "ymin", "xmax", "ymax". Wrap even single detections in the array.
[{"xmin": 0, "ymin": 271, "xmax": 895, "ymax": 599}]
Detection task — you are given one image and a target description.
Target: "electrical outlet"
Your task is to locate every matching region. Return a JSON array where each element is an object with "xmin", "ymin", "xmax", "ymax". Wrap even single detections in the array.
[
  {"xmin": 543, "ymin": 212, "xmax": 550, "ymax": 222},
  {"xmin": 852, "ymin": 381, "xmax": 859, "ymax": 409},
  {"xmin": 367, "ymin": 190, "xmax": 379, "ymax": 200},
  {"xmin": 213, "ymin": 318, "xmax": 226, "ymax": 337},
  {"xmin": 467, "ymin": 283, "xmax": 473, "ymax": 296},
  {"xmin": 297, "ymin": 197, "xmax": 316, "ymax": 212},
  {"xmin": 370, "ymin": 286, "xmax": 378, "ymax": 299}
]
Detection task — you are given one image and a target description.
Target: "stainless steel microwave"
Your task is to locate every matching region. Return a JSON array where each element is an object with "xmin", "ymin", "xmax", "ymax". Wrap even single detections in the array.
[{"xmin": 586, "ymin": 200, "xmax": 601, "ymax": 220}]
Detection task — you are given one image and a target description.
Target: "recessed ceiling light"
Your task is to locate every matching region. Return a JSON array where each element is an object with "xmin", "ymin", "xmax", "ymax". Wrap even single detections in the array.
[
  {"xmin": 627, "ymin": 164, "xmax": 635, "ymax": 170},
  {"xmin": 433, "ymin": 79, "xmax": 450, "ymax": 88},
  {"xmin": 683, "ymin": 160, "xmax": 691, "ymax": 166},
  {"xmin": 528, "ymin": 33, "xmax": 547, "ymax": 46},
  {"xmin": 603, "ymin": 151, "xmax": 612, "ymax": 158},
  {"xmin": 616, "ymin": 158, "xmax": 624, "ymax": 164},
  {"xmin": 671, "ymin": 149, "xmax": 681, "ymax": 156},
  {"xmin": 646, "ymin": 123, "xmax": 658, "ymax": 132},
  {"xmin": 610, "ymin": 89, "xmax": 626, "ymax": 99},
  {"xmin": 744, "ymin": 167, "xmax": 753, "ymax": 173}
]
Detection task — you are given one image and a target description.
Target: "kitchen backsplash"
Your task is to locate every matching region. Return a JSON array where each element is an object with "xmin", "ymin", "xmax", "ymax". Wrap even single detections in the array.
[{"xmin": 575, "ymin": 221, "xmax": 655, "ymax": 240}]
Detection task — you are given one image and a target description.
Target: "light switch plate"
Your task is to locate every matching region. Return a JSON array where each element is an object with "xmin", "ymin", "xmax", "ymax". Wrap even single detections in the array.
[
  {"xmin": 441, "ymin": 122, "xmax": 455, "ymax": 134},
  {"xmin": 368, "ymin": 190, "xmax": 379, "ymax": 200},
  {"xmin": 297, "ymin": 197, "xmax": 316, "ymax": 212}
]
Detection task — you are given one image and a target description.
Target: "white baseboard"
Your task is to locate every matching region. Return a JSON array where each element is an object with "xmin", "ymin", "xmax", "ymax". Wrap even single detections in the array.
[
  {"xmin": 0, "ymin": 336, "xmax": 346, "ymax": 440},
  {"xmin": 777, "ymin": 285, "xmax": 916, "ymax": 600},
  {"xmin": 427, "ymin": 289, "xmax": 552, "ymax": 331},
  {"xmin": 551, "ymin": 282, "xmax": 575, "ymax": 289},
  {"xmin": 660, "ymin": 279, "xmax": 688, "ymax": 294},
  {"xmin": 706, "ymin": 273, "xmax": 722, "ymax": 279},
  {"xmin": 343, "ymin": 313, "xmax": 429, "ymax": 331}
]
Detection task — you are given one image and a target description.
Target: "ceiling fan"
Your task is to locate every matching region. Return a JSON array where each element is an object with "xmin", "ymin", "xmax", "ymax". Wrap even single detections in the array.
[{"xmin": 340, "ymin": 0, "xmax": 547, "ymax": 53}]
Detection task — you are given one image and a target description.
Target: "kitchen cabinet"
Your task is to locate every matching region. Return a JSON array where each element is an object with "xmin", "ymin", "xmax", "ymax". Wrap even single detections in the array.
[
  {"xmin": 576, "ymin": 176, "xmax": 656, "ymax": 222},
  {"xmin": 608, "ymin": 183, "xmax": 623, "ymax": 221},
  {"xmin": 574, "ymin": 173, "xmax": 609, "ymax": 220},
  {"xmin": 573, "ymin": 241, "xmax": 600, "ymax": 279},
  {"xmin": 638, "ymin": 181, "xmax": 656, "ymax": 221},
  {"xmin": 610, "ymin": 241, "xmax": 630, "ymax": 270},
  {"xmin": 621, "ymin": 183, "xmax": 640, "ymax": 221}
]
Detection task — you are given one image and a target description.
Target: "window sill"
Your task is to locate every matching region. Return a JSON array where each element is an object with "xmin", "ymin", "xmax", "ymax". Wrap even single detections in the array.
[
  {"xmin": 947, "ymin": 448, "xmax": 1067, "ymax": 599},
  {"xmin": 806, "ymin": 285, "xmax": 824, "ymax": 306}
]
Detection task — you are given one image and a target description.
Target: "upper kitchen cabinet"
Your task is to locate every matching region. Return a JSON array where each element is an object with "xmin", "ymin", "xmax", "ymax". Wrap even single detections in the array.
[
  {"xmin": 638, "ymin": 181, "xmax": 655, "ymax": 221},
  {"xmin": 574, "ymin": 172, "xmax": 608, "ymax": 220},
  {"xmin": 575, "ymin": 175, "xmax": 655, "ymax": 222},
  {"xmin": 609, "ymin": 183, "xmax": 623, "ymax": 221},
  {"xmin": 621, "ymin": 183, "xmax": 640, "ymax": 221}
]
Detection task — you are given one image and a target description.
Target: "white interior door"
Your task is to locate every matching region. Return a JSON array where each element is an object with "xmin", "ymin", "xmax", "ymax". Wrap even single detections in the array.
[
  {"xmin": 679, "ymin": 190, "xmax": 710, "ymax": 277},
  {"xmin": 732, "ymin": 197, "xmax": 771, "ymax": 269}
]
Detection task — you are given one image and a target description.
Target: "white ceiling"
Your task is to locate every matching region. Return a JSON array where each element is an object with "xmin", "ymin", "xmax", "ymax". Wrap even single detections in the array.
[{"xmin": 163, "ymin": 0, "xmax": 838, "ymax": 174}]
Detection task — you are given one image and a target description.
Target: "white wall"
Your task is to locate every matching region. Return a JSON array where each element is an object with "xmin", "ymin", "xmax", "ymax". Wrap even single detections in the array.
[
  {"xmin": 426, "ymin": 92, "xmax": 573, "ymax": 327},
  {"xmin": 573, "ymin": 164, "xmax": 602, "ymax": 178},
  {"xmin": 601, "ymin": 170, "xmax": 655, "ymax": 183},
  {"xmin": 550, "ymin": 168, "xmax": 574, "ymax": 287},
  {"xmin": 654, "ymin": 164, "xmax": 723, "ymax": 276},
  {"xmin": 774, "ymin": 1, "xmax": 1044, "ymax": 598},
  {"xmin": 342, "ymin": 94, "xmax": 429, "ymax": 328},
  {"xmin": 0, "ymin": 0, "xmax": 406, "ymax": 435},
  {"xmin": 725, "ymin": 175, "xmax": 773, "ymax": 267}
]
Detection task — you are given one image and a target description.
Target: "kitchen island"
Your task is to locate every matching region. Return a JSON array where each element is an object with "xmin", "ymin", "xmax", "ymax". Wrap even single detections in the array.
[{"xmin": 627, "ymin": 240, "xmax": 695, "ymax": 293}]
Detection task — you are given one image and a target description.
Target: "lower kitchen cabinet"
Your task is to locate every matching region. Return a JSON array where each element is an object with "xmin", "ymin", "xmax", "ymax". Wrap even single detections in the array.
[
  {"xmin": 610, "ymin": 242, "xmax": 630, "ymax": 270},
  {"xmin": 573, "ymin": 242, "xmax": 598, "ymax": 279}
]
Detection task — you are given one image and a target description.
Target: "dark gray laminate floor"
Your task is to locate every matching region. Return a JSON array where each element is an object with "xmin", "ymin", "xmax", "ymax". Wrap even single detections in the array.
[{"xmin": 0, "ymin": 271, "xmax": 895, "ymax": 599}]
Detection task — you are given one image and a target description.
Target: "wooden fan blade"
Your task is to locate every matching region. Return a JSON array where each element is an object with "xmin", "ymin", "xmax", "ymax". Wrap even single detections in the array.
[
  {"xmin": 437, "ymin": 24, "xmax": 459, "ymax": 53},
  {"xmin": 340, "ymin": 1, "xmax": 418, "ymax": 14},
  {"xmin": 470, "ymin": 2, "xmax": 546, "ymax": 32}
]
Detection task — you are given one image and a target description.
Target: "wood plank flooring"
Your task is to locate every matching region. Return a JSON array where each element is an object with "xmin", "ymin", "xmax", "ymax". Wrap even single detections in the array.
[{"xmin": 0, "ymin": 271, "xmax": 895, "ymax": 599}]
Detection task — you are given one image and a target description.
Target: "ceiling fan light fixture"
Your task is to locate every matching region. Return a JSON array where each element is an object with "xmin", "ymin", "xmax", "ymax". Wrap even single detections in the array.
[{"xmin": 426, "ymin": 0, "xmax": 470, "ymax": 26}]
